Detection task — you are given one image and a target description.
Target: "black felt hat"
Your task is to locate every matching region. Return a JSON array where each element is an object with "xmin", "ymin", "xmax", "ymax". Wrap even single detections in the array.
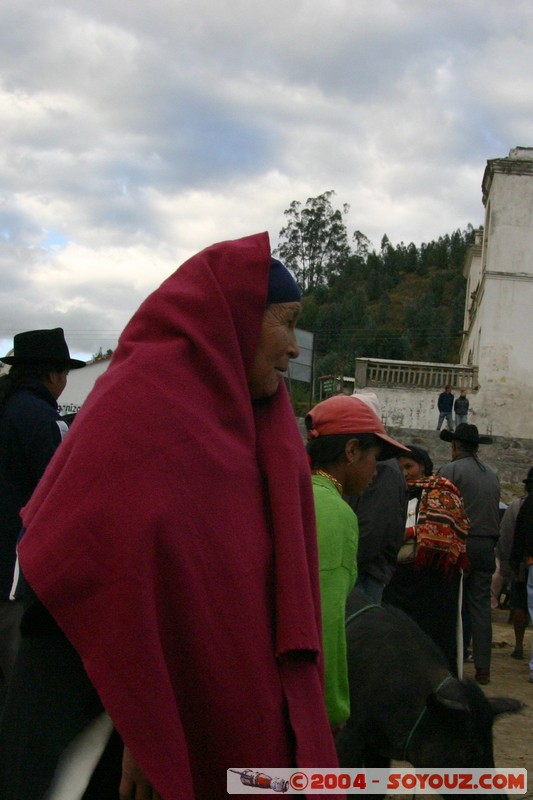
[
  {"xmin": 440, "ymin": 423, "xmax": 492, "ymax": 445},
  {"xmin": 1, "ymin": 328, "xmax": 86, "ymax": 369}
]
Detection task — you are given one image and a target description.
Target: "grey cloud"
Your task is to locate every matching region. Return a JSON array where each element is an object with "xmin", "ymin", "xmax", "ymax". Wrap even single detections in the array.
[{"xmin": 0, "ymin": 276, "xmax": 142, "ymax": 359}]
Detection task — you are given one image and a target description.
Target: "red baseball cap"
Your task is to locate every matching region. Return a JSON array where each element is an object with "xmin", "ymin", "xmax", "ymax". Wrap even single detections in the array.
[{"xmin": 306, "ymin": 394, "xmax": 410, "ymax": 460}]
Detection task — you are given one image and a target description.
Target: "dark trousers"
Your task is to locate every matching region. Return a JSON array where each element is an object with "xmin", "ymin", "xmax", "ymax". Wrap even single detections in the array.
[
  {"xmin": 384, "ymin": 563, "xmax": 461, "ymax": 675},
  {"xmin": 0, "ymin": 599, "xmax": 23, "ymax": 700},
  {"xmin": 462, "ymin": 537, "xmax": 496, "ymax": 671}
]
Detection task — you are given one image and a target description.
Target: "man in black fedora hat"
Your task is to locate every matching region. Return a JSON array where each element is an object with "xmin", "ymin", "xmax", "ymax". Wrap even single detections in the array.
[
  {"xmin": 0, "ymin": 328, "xmax": 85, "ymax": 694},
  {"xmin": 439, "ymin": 423, "xmax": 500, "ymax": 685}
]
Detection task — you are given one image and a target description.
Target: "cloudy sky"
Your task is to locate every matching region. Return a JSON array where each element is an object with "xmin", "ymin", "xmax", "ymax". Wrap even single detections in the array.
[{"xmin": 1, "ymin": 0, "xmax": 533, "ymax": 360}]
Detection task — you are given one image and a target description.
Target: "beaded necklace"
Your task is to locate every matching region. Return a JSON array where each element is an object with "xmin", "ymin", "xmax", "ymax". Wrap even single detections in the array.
[{"xmin": 312, "ymin": 469, "xmax": 343, "ymax": 495}]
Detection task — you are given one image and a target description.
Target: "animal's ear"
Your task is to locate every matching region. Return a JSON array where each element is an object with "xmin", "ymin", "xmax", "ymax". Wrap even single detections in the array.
[
  {"xmin": 487, "ymin": 697, "xmax": 524, "ymax": 717},
  {"xmin": 426, "ymin": 681, "xmax": 470, "ymax": 717}
]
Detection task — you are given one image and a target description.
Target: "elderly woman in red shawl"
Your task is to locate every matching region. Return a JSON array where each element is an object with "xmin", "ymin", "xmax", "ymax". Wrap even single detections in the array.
[{"xmin": 0, "ymin": 234, "xmax": 338, "ymax": 799}]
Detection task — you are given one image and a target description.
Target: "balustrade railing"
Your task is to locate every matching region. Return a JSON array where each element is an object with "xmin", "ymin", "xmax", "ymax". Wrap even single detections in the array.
[{"xmin": 355, "ymin": 358, "xmax": 478, "ymax": 390}]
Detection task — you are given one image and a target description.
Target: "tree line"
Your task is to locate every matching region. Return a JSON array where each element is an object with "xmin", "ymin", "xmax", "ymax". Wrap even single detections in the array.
[{"xmin": 274, "ymin": 190, "xmax": 477, "ymax": 385}]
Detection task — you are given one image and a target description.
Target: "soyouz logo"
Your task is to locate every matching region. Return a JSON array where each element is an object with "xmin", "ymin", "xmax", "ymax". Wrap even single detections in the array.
[{"xmin": 227, "ymin": 767, "xmax": 527, "ymax": 794}]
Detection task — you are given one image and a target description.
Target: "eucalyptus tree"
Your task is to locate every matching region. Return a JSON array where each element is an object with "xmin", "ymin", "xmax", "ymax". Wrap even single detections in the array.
[{"xmin": 275, "ymin": 190, "xmax": 351, "ymax": 293}]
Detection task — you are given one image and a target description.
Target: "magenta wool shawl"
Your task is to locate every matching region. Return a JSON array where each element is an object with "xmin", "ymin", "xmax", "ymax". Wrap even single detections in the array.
[{"xmin": 19, "ymin": 232, "xmax": 338, "ymax": 799}]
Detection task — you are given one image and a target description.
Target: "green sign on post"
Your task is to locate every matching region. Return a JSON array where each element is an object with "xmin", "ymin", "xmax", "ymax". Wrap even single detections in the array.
[{"xmin": 321, "ymin": 377, "xmax": 334, "ymax": 398}]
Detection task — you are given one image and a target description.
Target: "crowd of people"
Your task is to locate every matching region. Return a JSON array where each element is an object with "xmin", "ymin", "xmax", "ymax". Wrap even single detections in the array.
[{"xmin": 0, "ymin": 232, "xmax": 531, "ymax": 799}]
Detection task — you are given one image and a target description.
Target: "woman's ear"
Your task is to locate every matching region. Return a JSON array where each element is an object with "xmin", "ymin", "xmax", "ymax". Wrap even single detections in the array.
[{"xmin": 345, "ymin": 437, "xmax": 360, "ymax": 464}]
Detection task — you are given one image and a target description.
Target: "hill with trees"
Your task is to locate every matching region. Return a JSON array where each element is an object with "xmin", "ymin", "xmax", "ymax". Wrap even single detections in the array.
[{"xmin": 274, "ymin": 190, "xmax": 477, "ymax": 388}]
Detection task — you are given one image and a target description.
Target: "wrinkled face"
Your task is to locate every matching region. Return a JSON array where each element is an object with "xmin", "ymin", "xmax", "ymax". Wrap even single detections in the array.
[
  {"xmin": 398, "ymin": 455, "xmax": 426, "ymax": 484},
  {"xmin": 248, "ymin": 302, "xmax": 301, "ymax": 400},
  {"xmin": 344, "ymin": 443, "xmax": 381, "ymax": 497}
]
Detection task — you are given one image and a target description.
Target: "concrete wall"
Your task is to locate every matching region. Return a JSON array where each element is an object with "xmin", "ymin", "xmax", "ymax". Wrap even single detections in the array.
[
  {"xmin": 348, "ymin": 383, "xmax": 496, "ymax": 435},
  {"xmin": 354, "ymin": 381, "xmax": 532, "ymax": 439},
  {"xmin": 354, "ymin": 386, "xmax": 468, "ymax": 433}
]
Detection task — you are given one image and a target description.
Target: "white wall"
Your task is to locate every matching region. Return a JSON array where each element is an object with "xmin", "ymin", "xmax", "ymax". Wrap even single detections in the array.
[
  {"xmin": 459, "ymin": 147, "xmax": 533, "ymax": 438},
  {"xmin": 58, "ymin": 358, "xmax": 111, "ymax": 415},
  {"xmin": 360, "ymin": 384, "xmax": 528, "ymax": 438},
  {"xmin": 354, "ymin": 387, "xmax": 480, "ymax": 433}
]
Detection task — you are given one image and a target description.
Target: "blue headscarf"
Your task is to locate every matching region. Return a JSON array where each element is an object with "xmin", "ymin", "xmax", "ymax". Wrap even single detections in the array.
[{"xmin": 267, "ymin": 258, "xmax": 301, "ymax": 304}]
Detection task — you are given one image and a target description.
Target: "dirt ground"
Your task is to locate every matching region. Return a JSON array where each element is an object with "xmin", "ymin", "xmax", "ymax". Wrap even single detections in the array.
[
  {"xmin": 389, "ymin": 607, "xmax": 532, "ymax": 798},
  {"xmin": 477, "ymin": 608, "xmax": 532, "ymax": 795}
]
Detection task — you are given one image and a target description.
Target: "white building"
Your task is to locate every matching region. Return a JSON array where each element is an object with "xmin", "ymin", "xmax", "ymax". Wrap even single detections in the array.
[{"xmin": 458, "ymin": 146, "xmax": 533, "ymax": 436}]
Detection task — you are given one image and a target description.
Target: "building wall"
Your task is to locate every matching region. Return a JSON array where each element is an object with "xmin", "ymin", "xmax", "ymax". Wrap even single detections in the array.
[
  {"xmin": 353, "ymin": 387, "xmax": 477, "ymax": 433},
  {"xmin": 332, "ymin": 150, "xmax": 533, "ymax": 437},
  {"xmin": 58, "ymin": 357, "xmax": 111, "ymax": 415},
  {"xmin": 459, "ymin": 147, "xmax": 533, "ymax": 438},
  {"xmin": 353, "ymin": 384, "xmax": 521, "ymax": 438}
]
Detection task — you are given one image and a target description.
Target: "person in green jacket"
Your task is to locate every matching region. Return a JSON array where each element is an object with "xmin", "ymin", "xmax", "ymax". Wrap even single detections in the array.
[{"xmin": 305, "ymin": 394, "xmax": 408, "ymax": 732}]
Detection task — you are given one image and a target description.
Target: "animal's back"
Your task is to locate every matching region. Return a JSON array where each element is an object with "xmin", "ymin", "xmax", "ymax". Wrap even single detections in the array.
[
  {"xmin": 340, "ymin": 590, "xmax": 449, "ymax": 763},
  {"xmin": 338, "ymin": 589, "xmax": 522, "ymax": 800}
]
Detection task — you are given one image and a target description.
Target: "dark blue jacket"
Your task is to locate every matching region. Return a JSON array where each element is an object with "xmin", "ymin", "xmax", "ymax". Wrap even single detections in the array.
[
  {"xmin": 0, "ymin": 382, "xmax": 66, "ymax": 598},
  {"xmin": 437, "ymin": 390, "xmax": 454, "ymax": 413},
  {"xmin": 346, "ymin": 459, "xmax": 409, "ymax": 585}
]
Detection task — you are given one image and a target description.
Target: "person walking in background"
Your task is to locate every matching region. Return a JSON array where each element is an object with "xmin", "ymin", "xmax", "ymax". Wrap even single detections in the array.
[
  {"xmin": 0, "ymin": 234, "xmax": 339, "ymax": 800},
  {"xmin": 510, "ymin": 476, "xmax": 533, "ymax": 683},
  {"xmin": 454, "ymin": 389, "xmax": 469, "ymax": 427},
  {"xmin": 305, "ymin": 394, "xmax": 408, "ymax": 731},
  {"xmin": 498, "ymin": 468, "xmax": 533, "ymax": 661},
  {"xmin": 0, "ymin": 328, "xmax": 85, "ymax": 696},
  {"xmin": 436, "ymin": 385, "xmax": 454, "ymax": 432},
  {"xmin": 439, "ymin": 424, "xmax": 500, "ymax": 685}
]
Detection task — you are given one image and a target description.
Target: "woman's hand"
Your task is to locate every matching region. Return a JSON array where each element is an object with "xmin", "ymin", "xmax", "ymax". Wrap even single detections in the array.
[{"xmin": 119, "ymin": 747, "xmax": 162, "ymax": 800}]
